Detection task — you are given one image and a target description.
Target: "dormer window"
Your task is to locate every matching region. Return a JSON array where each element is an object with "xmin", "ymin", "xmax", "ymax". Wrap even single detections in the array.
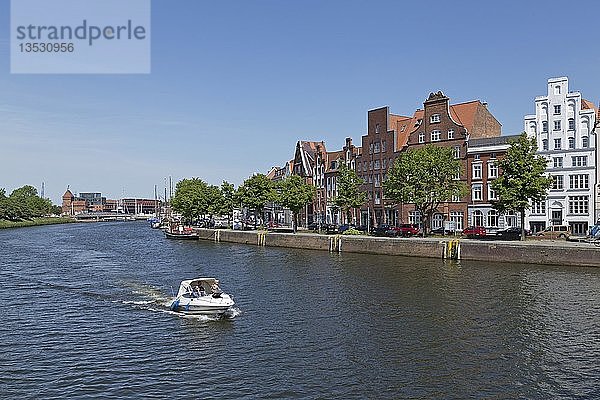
[{"xmin": 430, "ymin": 114, "xmax": 441, "ymax": 123}]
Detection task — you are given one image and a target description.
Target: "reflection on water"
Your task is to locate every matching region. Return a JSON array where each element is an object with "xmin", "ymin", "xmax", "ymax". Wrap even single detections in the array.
[{"xmin": 1, "ymin": 221, "xmax": 600, "ymax": 399}]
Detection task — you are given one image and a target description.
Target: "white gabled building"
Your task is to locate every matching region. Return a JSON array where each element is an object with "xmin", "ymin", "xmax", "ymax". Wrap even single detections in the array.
[{"xmin": 524, "ymin": 77, "xmax": 597, "ymax": 235}]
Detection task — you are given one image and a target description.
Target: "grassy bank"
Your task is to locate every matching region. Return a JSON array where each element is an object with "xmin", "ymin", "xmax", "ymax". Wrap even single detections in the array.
[{"xmin": 0, "ymin": 217, "xmax": 77, "ymax": 229}]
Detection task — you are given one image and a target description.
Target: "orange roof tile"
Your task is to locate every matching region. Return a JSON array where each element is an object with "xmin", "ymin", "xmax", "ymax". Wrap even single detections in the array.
[{"xmin": 582, "ymin": 99, "xmax": 597, "ymax": 111}]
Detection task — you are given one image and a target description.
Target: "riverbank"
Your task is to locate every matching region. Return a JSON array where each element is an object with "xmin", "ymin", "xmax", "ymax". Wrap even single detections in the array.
[
  {"xmin": 194, "ymin": 228, "xmax": 600, "ymax": 268},
  {"xmin": 0, "ymin": 217, "xmax": 77, "ymax": 229}
]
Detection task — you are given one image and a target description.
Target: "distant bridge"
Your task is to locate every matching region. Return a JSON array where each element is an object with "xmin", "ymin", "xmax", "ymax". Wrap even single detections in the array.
[{"xmin": 73, "ymin": 212, "xmax": 152, "ymax": 221}]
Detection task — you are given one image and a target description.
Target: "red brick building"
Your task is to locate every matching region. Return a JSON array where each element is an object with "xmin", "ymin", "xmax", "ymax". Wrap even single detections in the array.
[{"xmin": 357, "ymin": 91, "xmax": 502, "ymax": 230}]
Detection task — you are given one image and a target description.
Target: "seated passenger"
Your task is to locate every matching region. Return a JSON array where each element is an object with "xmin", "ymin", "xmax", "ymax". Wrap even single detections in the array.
[{"xmin": 199, "ymin": 286, "xmax": 206, "ymax": 296}]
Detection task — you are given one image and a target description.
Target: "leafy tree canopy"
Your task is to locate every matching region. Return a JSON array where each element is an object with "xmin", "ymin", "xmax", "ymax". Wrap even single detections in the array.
[
  {"xmin": 383, "ymin": 144, "xmax": 467, "ymax": 234},
  {"xmin": 491, "ymin": 132, "xmax": 552, "ymax": 239},
  {"xmin": 237, "ymin": 174, "xmax": 277, "ymax": 215},
  {"xmin": 333, "ymin": 162, "xmax": 366, "ymax": 223},
  {"xmin": 171, "ymin": 178, "xmax": 210, "ymax": 224},
  {"xmin": 278, "ymin": 175, "xmax": 315, "ymax": 232}
]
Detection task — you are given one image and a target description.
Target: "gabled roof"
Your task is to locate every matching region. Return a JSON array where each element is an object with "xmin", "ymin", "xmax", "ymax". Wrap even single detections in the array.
[
  {"xmin": 582, "ymin": 99, "xmax": 597, "ymax": 111},
  {"xmin": 296, "ymin": 140, "xmax": 326, "ymax": 176},
  {"xmin": 265, "ymin": 166, "xmax": 279, "ymax": 180},
  {"xmin": 325, "ymin": 150, "xmax": 345, "ymax": 173},
  {"xmin": 448, "ymin": 100, "xmax": 482, "ymax": 133}
]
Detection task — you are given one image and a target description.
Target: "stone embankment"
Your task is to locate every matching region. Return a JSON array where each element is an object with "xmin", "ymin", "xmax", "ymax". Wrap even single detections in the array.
[{"xmin": 193, "ymin": 228, "xmax": 600, "ymax": 268}]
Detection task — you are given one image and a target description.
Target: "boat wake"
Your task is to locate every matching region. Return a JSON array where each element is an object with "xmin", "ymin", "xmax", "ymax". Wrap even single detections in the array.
[{"xmin": 118, "ymin": 281, "xmax": 240, "ymax": 321}]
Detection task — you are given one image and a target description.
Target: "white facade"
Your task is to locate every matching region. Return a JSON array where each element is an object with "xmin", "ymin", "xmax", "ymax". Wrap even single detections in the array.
[{"xmin": 524, "ymin": 77, "xmax": 597, "ymax": 235}]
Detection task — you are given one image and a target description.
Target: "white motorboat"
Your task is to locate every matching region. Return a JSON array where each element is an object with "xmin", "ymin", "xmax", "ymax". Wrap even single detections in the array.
[{"xmin": 169, "ymin": 278, "xmax": 235, "ymax": 316}]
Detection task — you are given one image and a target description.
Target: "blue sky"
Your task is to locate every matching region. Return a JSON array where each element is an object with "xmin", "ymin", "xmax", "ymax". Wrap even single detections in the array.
[{"xmin": 1, "ymin": 0, "xmax": 600, "ymax": 204}]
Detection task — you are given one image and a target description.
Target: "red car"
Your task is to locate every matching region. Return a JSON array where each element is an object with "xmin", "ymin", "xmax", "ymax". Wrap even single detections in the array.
[
  {"xmin": 462, "ymin": 226, "xmax": 486, "ymax": 238},
  {"xmin": 387, "ymin": 224, "xmax": 420, "ymax": 237}
]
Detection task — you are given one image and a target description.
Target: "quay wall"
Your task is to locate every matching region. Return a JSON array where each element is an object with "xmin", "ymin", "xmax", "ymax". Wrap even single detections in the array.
[{"xmin": 193, "ymin": 229, "xmax": 600, "ymax": 268}]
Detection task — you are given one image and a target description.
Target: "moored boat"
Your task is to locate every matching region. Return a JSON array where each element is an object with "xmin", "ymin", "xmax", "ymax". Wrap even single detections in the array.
[
  {"xmin": 170, "ymin": 278, "xmax": 235, "ymax": 315},
  {"xmin": 164, "ymin": 225, "xmax": 199, "ymax": 240}
]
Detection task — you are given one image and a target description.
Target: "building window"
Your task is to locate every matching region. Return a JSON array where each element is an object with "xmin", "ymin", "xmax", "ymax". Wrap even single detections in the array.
[
  {"xmin": 488, "ymin": 162, "xmax": 498, "ymax": 178},
  {"xmin": 374, "ymin": 174, "xmax": 380, "ymax": 188},
  {"xmin": 554, "ymin": 120, "xmax": 561, "ymax": 131},
  {"xmin": 369, "ymin": 143, "xmax": 373, "ymax": 154},
  {"xmin": 569, "ymin": 174, "xmax": 589, "ymax": 189},
  {"xmin": 431, "ymin": 130, "xmax": 441, "ymax": 142},
  {"xmin": 487, "ymin": 210, "xmax": 498, "ymax": 227},
  {"xmin": 554, "ymin": 105, "xmax": 561, "ymax": 115},
  {"xmin": 568, "ymin": 118, "xmax": 575, "ymax": 130},
  {"xmin": 374, "ymin": 191, "xmax": 381, "ymax": 205},
  {"xmin": 473, "ymin": 210, "xmax": 484, "ymax": 226},
  {"xmin": 374, "ymin": 142, "xmax": 380, "ymax": 153},
  {"xmin": 568, "ymin": 137, "xmax": 575, "ymax": 149},
  {"xmin": 554, "ymin": 138, "xmax": 561, "ymax": 150},
  {"xmin": 432, "ymin": 213, "xmax": 444, "ymax": 229},
  {"xmin": 409, "ymin": 211, "xmax": 422, "ymax": 225},
  {"xmin": 542, "ymin": 139, "xmax": 548, "ymax": 151},
  {"xmin": 488, "ymin": 184, "xmax": 498, "ymax": 200},
  {"xmin": 374, "ymin": 160, "xmax": 380, "ymax": 170},
  {"xmin": 553, "ymin": 157, "xmax": 563, "ymax": 168},
  {"xmin": 430, "ymin": 114, "xmax": 441, "ymax": 123},
  {"xmin": 448, "ymin": 129, "xmax": 454, "ymax": 139},
  {"xmin": 450, "ymin": 211, "xmax": 463, "ymax": 230},
  {"xmin": 472, "ymin": 163, "xmax": 482, "ymax": 180},
  {"xmin": 472, "ymin": 184, "xmax": 483, "ymax": 201},
  {"xmin": 382, "ymin": 159, "xmax": 387, "ymax": 169},
  {"xmin": 375, "ymin": 123, "xmax": 380, "ymax": 134},
  {"xmin": 568, "ymin": 196, "xmax": 589, "ymax": 214},
  {"xmin": 572, "ymin": 156, "xmax": 588, "ymax": 167},
  {"xmin": 453, "ymin": 146, "xmax": 460, "ymax": 158},
  {"xmin": 381, "ymin": 140, "xmax": 386, "ymax": 152},
  {"xmin": 531, "ymin": 200, "xmax": 546, "ymax": 214},
  {"xmin": 582, "ymin": 136, "xmax": 589, "ymax": 148},
  {"xmin": 542, "ymin": 121, "xmax": 548, "ymax": 133},
  {"xmin": 418, "ymin": 132, "xmax": 425, "ymax": 143},
  {"xmin": 552, "ymin": 175, "xmax": 564, "ymax": 190}
]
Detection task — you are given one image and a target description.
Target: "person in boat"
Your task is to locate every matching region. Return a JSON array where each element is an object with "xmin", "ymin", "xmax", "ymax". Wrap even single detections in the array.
[{"xmin": 198, "ymin": 285, "xmax": 206, "ymax": 297}]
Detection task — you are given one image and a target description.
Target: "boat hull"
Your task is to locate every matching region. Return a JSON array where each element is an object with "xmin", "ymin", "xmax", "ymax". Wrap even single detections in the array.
[
  {"xmin": 170, "ymin": 294, "xmax": 235, "ymax": 315},
  {"xmin": 164, "ymin": 231, "xmax": 199, "ymax": 240}
]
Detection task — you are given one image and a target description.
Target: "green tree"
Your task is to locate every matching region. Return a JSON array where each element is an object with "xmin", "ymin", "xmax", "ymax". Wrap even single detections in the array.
[
  {"xmin": 170, "ymin": 178, "xmax": 210, "ymax": 224},
  {"xmin": 219, "ymin": 181, "xmax": 237, "ymax": 225},
  {"xmin": 333, "ymin": 162, "xmax": 366, "ymax": 224},
  {"xmin": 278, "ymin": 175, "xmax": 316, "ymax": 233},
  {"xmin": 384, "ymin": 144, "xmax": 467, "ymax": 236},
  {"xmin": 237, "ymin": 174, "xmax": 277, "ymax": 228},
  {"xmin": 491, "ymin": 133, "xmax": 552, "ymax": 240},
  {"xmin": 1, "ymin": 185, "xmax": 52, "ymax": 220},
  {"xmin": 206, "ymin": 184, "xmax": 224, "ymax": 218}
]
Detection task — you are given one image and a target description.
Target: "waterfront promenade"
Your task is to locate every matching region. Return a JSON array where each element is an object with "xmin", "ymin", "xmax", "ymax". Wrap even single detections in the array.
[{"xmin": 194, "ymin": 228, "xmax": 600, "ymax": 268}]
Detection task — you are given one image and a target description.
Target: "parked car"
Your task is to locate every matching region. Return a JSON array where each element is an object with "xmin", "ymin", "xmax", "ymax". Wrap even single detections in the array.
[
  {"xmin": 536, "ymin": 225, "xmax": 570, "ymax": 239},
  {"xmin": 496, "ymin": 226, "xmax": 529, "ymax": 240},
  {"xmin": 430, "ymin": 226, "xmax": 452, "ymax": 235},
  {"xmin": 397, "ymin": 224, "xmax": 420, "ymax": 237},
  {"xmin": 462, "ymin": 226, "xmax": 486, "ymax": 238},
  {"xmin": 338, "ymin": 224, "xmax": 352, "ymax": 233},
  {"xmin": 213, "ymin": 219, "xmax": 229, "ymax": 229},
  {"xmin": 371, "ymin": 224, "xmax": 392, "ymax": 236}
]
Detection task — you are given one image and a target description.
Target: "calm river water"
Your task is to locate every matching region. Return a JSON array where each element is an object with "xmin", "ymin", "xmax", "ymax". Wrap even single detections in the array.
[{"xmin": 1, "ymin": 221, "xmax": 600, "ymax": 399}]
